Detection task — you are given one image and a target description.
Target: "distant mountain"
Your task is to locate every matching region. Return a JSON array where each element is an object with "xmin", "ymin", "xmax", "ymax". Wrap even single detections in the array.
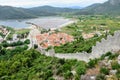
[
  {"xmin": 67, "ymin": 6, "xmax": 83, "ymax": 9},
  {"xmin": 75, "ymin": 0, "xmax": 120, "ymax": 15},
  {"xmin": 0, "ymin": 6, "xmax": 36, "ymax": 19},
  {"xmin": 0, "ymin": 5, "xmax": 79, "ymax": 19},
  {"xmin": 28, "ymin": 6, "xmax": 79, "ymax": 16},
  {"xmin": 1, "ymin": 0, "xmax": 120, "ymax": 19}
]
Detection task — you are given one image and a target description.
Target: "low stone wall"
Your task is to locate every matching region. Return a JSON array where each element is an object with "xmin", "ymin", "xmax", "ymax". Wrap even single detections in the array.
[{"xmin": 40, "ymin": 31, "xmax": 120, "ymax": 62}]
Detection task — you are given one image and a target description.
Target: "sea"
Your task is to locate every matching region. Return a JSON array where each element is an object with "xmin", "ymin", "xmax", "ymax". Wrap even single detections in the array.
[{"xmin": 0, "ymin": 17, "xmax": 74, "ymax": 29}]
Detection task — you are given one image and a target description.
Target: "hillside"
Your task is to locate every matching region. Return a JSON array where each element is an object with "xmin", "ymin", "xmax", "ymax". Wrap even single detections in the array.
[
  {"xmin": 28, "ymin": 6, "xmax": 79, "ymax": 16},
  {"xmin": 75, "ymin": 0, "xmax": 120, "ymax": 15},
  {"xmin": 0, "ymin": 49, "xmax": 86, "ymax": 80},
  {"xmin": 0, "ymin": 5, "xmax": 79, "ymax": 19},
  {"xmin": 0, "ymin": 46, "xmax": 119, "ymax": 79},
  {"xmin": 0, "ymin": 0, "xmax": 120, "ymax": 19},
  {"xmin": 0, "ymin": 6, "xmax": 36, "ymax": 19}
]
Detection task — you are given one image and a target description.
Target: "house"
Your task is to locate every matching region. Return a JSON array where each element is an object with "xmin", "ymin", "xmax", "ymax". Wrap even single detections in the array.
[
  {"xmin": 36, "ymin": 32, "xmax": 74, "ymax": 48},
  {"xmin": 0, "ymin": 26, "xmax": 9, "ymax": 35},
  {"xmin": 0, "ymin": 36, "xmax": 3, "ymax": 43},
  {"xmin": 12, "ymin": 34, "xmax": 18, "ymax": 42},
  {"xmin": 82, "ymin": 33, "xmax": 95, "ymax": 39}
]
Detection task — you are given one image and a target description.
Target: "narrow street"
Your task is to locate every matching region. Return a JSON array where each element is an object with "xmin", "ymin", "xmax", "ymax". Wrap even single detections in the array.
[
  {"xmin": 27, "ymin": 26, "xmax": 40, "ymax": 49},
  {"xmin": 4, "ymin": 31, "xmax": 11, "ymax": 40}
]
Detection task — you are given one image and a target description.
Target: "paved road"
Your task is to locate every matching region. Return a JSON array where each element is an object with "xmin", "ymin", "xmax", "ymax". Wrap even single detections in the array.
[
  {"xmin": 4, "ymin": 31, "xmax": 11, "ymax": 40},
  {"xmin": 27, "ymin": 26, "xmax": 40, "ymax": 49}
]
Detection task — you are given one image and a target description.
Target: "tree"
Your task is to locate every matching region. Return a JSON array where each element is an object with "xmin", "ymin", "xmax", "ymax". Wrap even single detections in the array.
[
  {"xmin": 45, "ymin": 70, "xmax": 53, "ymax": 79},
  {"xmin": 64, "ymin": 71, "xmax": 73, "ymax": 79},
  {"xmin": 76, "ymin": 66, "xmax": 86, "ymax": 75},
  {"xmin": 0, "ymin": 45, "xmax": 2, "ymax": 51},
  {"xmin": 34, "ymin": 44, "xmax": 38, "ymax": 49},
  {"xmin": 87, "ymin": 59, "xmax": 98, "ymax": 68},
  {"xmin": 24, "ymin": 39, "xmax": 30, "ymax": 44},
  {"xmin": 0, "ymin": 48, "xmax": 6, "ymax": 55}
]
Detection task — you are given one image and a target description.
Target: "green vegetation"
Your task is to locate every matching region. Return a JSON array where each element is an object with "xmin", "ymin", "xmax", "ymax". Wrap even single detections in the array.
[
  {"xmin": 15, "ymin": 29, "xmax": 29, "ymax": 34},
  {"xmin": 0, "ymin": 5, "xmax": 78, "ymax": 19},
  {"xmin": 0, "ymin": 26, "xmax": 14, "ymax": 39},
  {"xmin": 6, "ymin": 27, "xmax": 15, "ymax": 40},
  {"xmin": 0, "ymin": 47, "xmax": 119, "ymax": 80},
  {"xmin": 100, "ymin": 67, "xmax": 109, "ymax": 75},
  {"xmin": 87, "ymin": 58, "xmax": 98, "ymax": 68},
  {"xmin": 96, "ymin": 74, "xmax": 106, "ymax": 80},
  {"xmin": 0, "ymin": 0, "xmax": 120, "ymax": 19},
  {"xmin": 24, "ymin": 39, "xmax": 30, "ymax": 44},
  {"xmin": 0, "ymin": 49, "xmax": 87, "ymax": 80},
  {"xmin": 55, "ymin": 15, "xmax": 120, "ymax": 53},
  {"xmin": 1, "ymin": 39, "xmax": 30, "ymax": 48},
  {"xmin": 6, "ymin": 28, "xmax": 30, "ymax": 40},
  {"xmin": 0, "ymin": 6, "xmax": 36, "ymax": 19},
  {"xmin": 0, "ymin": 32, "xmax": 4, "ymax": 37},
  {"xmin": 34, "ymin": 44, "xmax": 38, "ymax": 49},
  {"xmin": 0, "ymin": 45, "xmax": 28, "ymax": 60},
  {"xmin": 61, "ymin": 15, "xmax": 120, "ymax": 35},
  {"xmin": 75, "ymin": 0, "xmax": 120, "ymax": 16},
  {"xmin": 54, "ymin": 35, "xmax": 105, "ymax": 53},
  {"xmin": 15, "ymin": 29, "xmax": 30, "ymax": 39},
  {"xmin": 86, "ymin": 52, "xmax": 120, "ymax": 80}
]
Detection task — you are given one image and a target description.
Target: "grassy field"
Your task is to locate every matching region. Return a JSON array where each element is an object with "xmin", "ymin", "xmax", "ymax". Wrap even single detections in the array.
[
  {"xmin": 61, "ymin": 15, "xmax": 120, "ymax": 36},
  {"xmin": 15, "ymin": 29, "xmax": 30, "ymax": 34}
]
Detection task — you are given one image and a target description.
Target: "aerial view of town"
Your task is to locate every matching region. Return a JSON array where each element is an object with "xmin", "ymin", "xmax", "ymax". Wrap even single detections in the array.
[{"xmin": 0, "ymin": 0, "xmax": 120, "ymax": 80}]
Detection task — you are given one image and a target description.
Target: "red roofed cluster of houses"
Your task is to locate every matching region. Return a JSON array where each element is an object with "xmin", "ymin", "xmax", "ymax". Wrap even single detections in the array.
[
  {"xmin": 0, "ymin": 26, "xmax": 9, "ymax": 35},
  {"xmin": 36, "ymin": 32, "xmax": 74, "ymax": 48}
]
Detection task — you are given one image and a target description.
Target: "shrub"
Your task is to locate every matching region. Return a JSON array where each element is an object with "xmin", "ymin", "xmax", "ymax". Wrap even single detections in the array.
[
  {"xmin": 34, "ymin": 44, "xmax": 38, "ymax": 49},
  {"xmin": 24, "ymin": 39, "xmax": 30, "ymax": 44},
  {"xmin": 105, "ymin": 52, "xmax": 112, "ymax": 56},
  {"xmin": 87, "ymin": 59, "xmax": 98, "ymax": 68},
  {"xmin": 111, "ymin": 61, "xmax": 120, "ymax": 70},
  {"xmin": 48, "ymin": 77, "xmax": 55, "ymax": 80},
  {"xmin": 64, "ymin": 71, "xmax": 73, "ymax": 79},
  {"xmin": 100, "ymin": 67, "xmax": 109, "ymax": 75},
  {"xmin": 96, "ymin": 74, "xmax": 106, "ymax": 80},
  {"xmin": 76, "ymin": 66, "xmax": 86, "ymax": 75}
]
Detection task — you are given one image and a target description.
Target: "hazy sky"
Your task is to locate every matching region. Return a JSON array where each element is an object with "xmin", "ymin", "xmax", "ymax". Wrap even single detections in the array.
[{"xmin": 0, "ymin": 0, "xmax": 108, "ymax": 8}]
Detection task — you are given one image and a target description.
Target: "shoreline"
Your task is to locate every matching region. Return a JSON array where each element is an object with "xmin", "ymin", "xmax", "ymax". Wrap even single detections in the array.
[
  {"xmin": 27, "ymin": 20, "xmax": 76, "ymax": 31},
  {"xmin": 0, "ymin": 17, "xmax": 77, "ymax": 30},
  {"xmin": 57, "ymin": 20, "xmax": 76, "ymax": 29}
]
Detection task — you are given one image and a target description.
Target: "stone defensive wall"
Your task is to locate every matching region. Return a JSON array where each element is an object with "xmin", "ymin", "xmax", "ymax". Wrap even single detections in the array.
[{"xmin": 40, "ymin": 31, "xmax": 120, "ymax": 62}]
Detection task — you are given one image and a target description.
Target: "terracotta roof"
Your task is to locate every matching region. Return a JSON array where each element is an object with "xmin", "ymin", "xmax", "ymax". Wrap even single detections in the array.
[{"xmin": 36, "ymin": 32, "xmax": 74, "ymax": 48}]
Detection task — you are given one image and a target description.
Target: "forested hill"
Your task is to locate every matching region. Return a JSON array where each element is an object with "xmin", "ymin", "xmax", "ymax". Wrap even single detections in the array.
[
  {"xmin": 75, "ymin": 0, "xmax": 120, "ymax": 15},
  {"xmin": 28, "ymin": 6, "xmax": 79, "ymax": 16},
  {"xmin": 0, "ymin": 6, "xmax": 36, "ymax": 19},
  {"xmin": 0, "ymin": 0, "xmax": 120, "ymax": 19},
  {"xmin": 0, "ymin": 5, "xmax": 79, "ymax": 19}
]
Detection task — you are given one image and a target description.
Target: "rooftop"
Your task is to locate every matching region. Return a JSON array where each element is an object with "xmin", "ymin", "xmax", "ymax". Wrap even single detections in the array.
[{"xmin": 36, "ymin": 32, "xmax": 74, "ymax": 48}]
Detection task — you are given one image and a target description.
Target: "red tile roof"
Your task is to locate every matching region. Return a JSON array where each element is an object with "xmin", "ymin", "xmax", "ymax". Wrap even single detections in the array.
[{"xmin": 36, "ymin": 32, "xmax": 74, "ymax": 48}]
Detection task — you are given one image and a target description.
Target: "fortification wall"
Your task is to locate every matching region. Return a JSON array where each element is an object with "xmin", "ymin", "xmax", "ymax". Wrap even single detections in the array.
[{"xmin": 41, "ymin": 31, "xmax": 120, "ymax": 62}]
